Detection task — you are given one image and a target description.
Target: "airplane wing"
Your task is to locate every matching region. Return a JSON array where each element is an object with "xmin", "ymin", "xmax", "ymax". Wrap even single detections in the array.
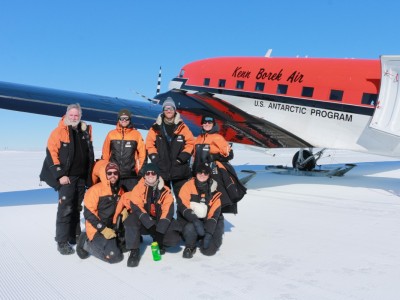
[{"xmin": 0, "ymin": 81, "xmax": 161, "ymax": 130}]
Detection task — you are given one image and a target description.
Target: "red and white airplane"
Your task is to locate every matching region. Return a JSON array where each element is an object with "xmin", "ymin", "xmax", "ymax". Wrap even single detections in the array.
[{"xmin": 1, "ymin": 52, "xmax": 399, "ymax": 170}]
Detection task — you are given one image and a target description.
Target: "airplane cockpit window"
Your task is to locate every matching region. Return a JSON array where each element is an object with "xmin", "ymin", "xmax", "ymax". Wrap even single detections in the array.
[
  {"xmin": 255, "ymin": 82, "xmax": 265, "ymax": 91},
  {"xmin": 236, "ymin": 80, "xmax": 244, "ymax": 89},
  {"xmin": 219, "ymin": 79, "xmax": 226, "ymax": 88},
  {"xmin": 302, "ymin": 87, "xmax": 314, "ymax": 97},
  {"xmin": 329, "ymin": 90, "xmax": 343, "ymax": 101},
  {"xmin": 361, "ymin": 93, "xmax": 378, "ymax": 106},
  {"xmin": 204, "ymin": 78, "xmax": 210, "ymax": 86},
  {"xmin": 277, "ymin": 84, "xmax": 288, "ymax": 94},
  {"xmin": 179, "ymin": 69, "xmax": 185, "ymax": 78}
]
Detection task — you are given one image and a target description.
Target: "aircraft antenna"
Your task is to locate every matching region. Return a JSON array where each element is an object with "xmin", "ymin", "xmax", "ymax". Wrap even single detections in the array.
[
  {"xmin": 156, "ymin": 66, "xmax": 162, "ymax": 95},
  {"xmin": 265, "ymin": 49, "xmax": 272, "ymax": 57}
]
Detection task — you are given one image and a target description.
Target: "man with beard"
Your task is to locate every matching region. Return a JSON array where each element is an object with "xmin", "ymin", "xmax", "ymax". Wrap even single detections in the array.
[
  {"xmin": 77, "ymin": 162, "xmax": 125, "ymax": 264},
  {"xmin": 40, "ymin": 103, "xmax": 94, "ymax": 255}
]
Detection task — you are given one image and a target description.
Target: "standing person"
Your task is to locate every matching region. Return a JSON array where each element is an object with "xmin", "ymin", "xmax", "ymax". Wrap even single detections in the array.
[
  {"xmin": 102, "ymin": 109, "xmax": 146, "ymax": 191},
  {"xmin": 193, "ymin": 115, "xmax": 246, "ymax": 214},
  {"xmin": 40, "ymin": 103, "xmax": 94, "ymax": 255},
  {"xmin": 120, "ymin": 163, "xmax": 181, "ymax": 267},
  {"xmin": 146, "ymin": 97, "xmax": 194, "ymax": 196},
  {"xmin": 177, "ymin": 162, "xmax": 224, "ymax": 258},
  {"xmin": 76, "ymin": 162, "xmax": 125, "ymax": 264}
]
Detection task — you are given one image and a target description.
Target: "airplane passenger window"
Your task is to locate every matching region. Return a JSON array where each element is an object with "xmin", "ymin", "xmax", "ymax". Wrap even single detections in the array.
[
  {"xmin": 329, "ymin": 90, "xmax": 343, "ymax": 101},
  {"xmin": 302, "ymin": 87, "xmax": 314, "ymax": 97},
  {"xmin": 219, "ymin": 79, "xmax": 226, "ymax": 88},
  {"xmin": 361, "ymin": 93, "xmax": 378, "ymax": 105},
  {"xmin": 255, "ymin": 82, "xmax": 265, "ymax": 91},
  {"xmin": 236, "ymin": 80, "xmax": 244, "ymax": 89},
  {"xmin": 277, "ymin": 84, "xmax": 288, "ymax": 94},
  {"xmin": 204, "ymin": 78, "xmax": 210, "ymax": 86}
]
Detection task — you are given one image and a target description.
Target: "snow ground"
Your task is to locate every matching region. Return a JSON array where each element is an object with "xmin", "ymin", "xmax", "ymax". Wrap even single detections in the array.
[{"xmin": 0, "ymin": 147, "xmax": 400, "ymax": 300}]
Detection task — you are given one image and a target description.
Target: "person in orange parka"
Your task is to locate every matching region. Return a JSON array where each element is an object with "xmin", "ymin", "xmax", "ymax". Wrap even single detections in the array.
[
  {"xmin": 102, "ymin": 109, "xmax": 146, "ymax": 191},
  {"xmin": 76, "ymin": 162, "xmax": 126, "ymax": 264},
  {"xmin": 39, "ymin": 103, "xmax": 94, "ymax": 255},
  {"xmin": 146, "ymin": 97, "xmax": 194, "ymax": 196},
  {"xmin": 177, "ymin": 162, "xmax": 224, "ymax": 258},
  {"xmin": 119, "ymin": 163, "xmax": 181, "ymax": 267},
  {"xmin": 192, "ymin": 115, "xmax": 248, "ymax": 214}
]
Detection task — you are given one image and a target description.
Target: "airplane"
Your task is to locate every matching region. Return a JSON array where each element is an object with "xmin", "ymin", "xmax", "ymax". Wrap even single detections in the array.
[{"xmin": 1, "ymin": 52, "xmax": 400, "ymax": 172}]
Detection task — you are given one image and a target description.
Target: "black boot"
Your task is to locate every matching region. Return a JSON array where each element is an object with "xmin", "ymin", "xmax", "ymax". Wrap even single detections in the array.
[
  {"xmin": 76, "ymin": 232, "xmax": 89, "ymax": 259},
  {"xmin": 182, "ymin": 247, "xmax": 196, "ymax": 259},
  {"xmin": 127, "ymin": 249, "xmax": 140, "ymax": 267},
  {"xmin": 57, "ymin": 242, "xmax": 75, "ymax": 255}
]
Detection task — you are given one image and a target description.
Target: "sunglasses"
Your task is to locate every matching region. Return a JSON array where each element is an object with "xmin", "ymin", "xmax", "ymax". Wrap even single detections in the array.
[
  {"xmin": 106, "ymin": 171, "xmax": 118, "ymax": 176},
  {"xmin": 202, "ymin": 120, "xmax": 214, "ymax": 124},
  {"xmin": 145, "ymin": 171, "xmax": 157, "ymax": 176},
  {"xmin": 163, "ymin": 107, "xmax": 175, "ymax": 111},
  {"xmin": 119, "ymin": 117, "xmax": 130, "ymax": 121},
  {"xmin": 197, "ymin": 171, "xmax": 210, "ymax": 175}
]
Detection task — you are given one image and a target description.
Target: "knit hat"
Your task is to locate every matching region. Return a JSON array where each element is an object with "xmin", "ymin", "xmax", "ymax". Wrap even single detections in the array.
[
  {"xmin": 118, "ymin": 109, "xmax": 131, "ymax": 119},
  {"xmin": 201, "ymin": 115, "xmax": 215, "ymax": 125},
  {"xmin": 105, "ymin": 162, "xmax": 120, "ymax": 174},
  {"xmin": 162, "ymin": 97, "xmax": 176, "ymax": 110},
  {"xmin": 196, "ymin": 162, "xmax": 212, "ymax": 175},
  {"xmin": 142, "ymin": 163, "xmax": 160, "ymax": 176}
]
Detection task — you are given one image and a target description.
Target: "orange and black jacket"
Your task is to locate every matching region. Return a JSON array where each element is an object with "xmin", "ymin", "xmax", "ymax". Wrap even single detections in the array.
[
  {"xmin": 193, "ymin": 125, "xmax": 233, "ymax": 172},
  {"xmin": 177, "ymin": 178, "xmax": 222, "ymax": 235},
  {"xmin": 119, "ymin": 177, "xmax": 175, "ymax": 234},
  {"xmin": 83, "ymin": 168, "xmax": 125, "ymax": 241},
  {"xmin": 102, "ymin": 122, "xmax": 146, "ymax": 179},
  {"xmin": 146, "ymin": 112, "xmax": 194, "ymax": 180},
  {"xmin": 40, "ymin": 116, "xmax": 94, "ymax": 190}
]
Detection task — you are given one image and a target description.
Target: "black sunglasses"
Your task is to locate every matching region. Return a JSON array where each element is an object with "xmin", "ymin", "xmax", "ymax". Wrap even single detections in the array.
[
  {"xmin": 106, "ymin": 171, "xmax": 118, "ymax": 176},
  {"xmin": 197, "ymin": 171, "xmax": 210, "ymax": 175},
  {"xmin": 145, "ymin": 171, "xmax": 157, "ymax": 176},
  {"xmin": 119, "ymin": 117, "xmax": 130, "ymax": 121}
]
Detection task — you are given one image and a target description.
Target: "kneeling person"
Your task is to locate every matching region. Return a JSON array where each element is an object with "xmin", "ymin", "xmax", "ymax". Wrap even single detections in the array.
[
  {"xmin": 177, "ymin": 163, "xmax": 224, "ymax": 258},
  {"xmin": 77, "ymin": 162, "xmax": 124, "ymax": 263},
  {"xmin": 121, "ymin": 163, "xmax": 181, "ymax": 267}
]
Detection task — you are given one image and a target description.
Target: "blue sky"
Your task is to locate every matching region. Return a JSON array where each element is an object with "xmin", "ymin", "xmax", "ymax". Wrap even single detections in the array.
[{"xmin": 1, "ymin": 0, "xmax": 399, "ymax": 151}]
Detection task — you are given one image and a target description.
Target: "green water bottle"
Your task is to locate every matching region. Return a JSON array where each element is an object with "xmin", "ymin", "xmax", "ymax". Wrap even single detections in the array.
[{"xmin": 151, "ymin": 242, "xmax": 162, "ymax": 261}]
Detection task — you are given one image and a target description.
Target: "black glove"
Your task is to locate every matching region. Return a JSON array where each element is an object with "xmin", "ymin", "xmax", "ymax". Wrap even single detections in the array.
[
  {"xmin": 193, "ymin": 219, "xmax": 205, "ymax": 237},
  {"xmin": 203, "ymin": 232, "xmax": 213, "ymax": 249}
]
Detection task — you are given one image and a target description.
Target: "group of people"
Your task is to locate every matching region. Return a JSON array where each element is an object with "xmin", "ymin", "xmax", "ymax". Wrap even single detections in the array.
[{"xmin": 40, "ymin": 97, "xmax": 246, "ymax": 267}]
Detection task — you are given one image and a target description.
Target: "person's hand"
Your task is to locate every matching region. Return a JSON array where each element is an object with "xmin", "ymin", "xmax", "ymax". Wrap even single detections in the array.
[
  {"xmin": 101, "ymin": 227, "xmax": 116, "ymax": 239},
  {"xmin": 59, "ymin": 176, "xmax": 70, "ymax": 185},
  {"xmin": 193, "ymin": 219, "xmax": 205, "ymax": 236}
]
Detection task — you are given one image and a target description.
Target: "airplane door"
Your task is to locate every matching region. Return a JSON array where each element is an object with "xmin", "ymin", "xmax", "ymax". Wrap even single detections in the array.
[{"xmin": 370, "ymin": 55, "xmax": 400, "ymax": 137}]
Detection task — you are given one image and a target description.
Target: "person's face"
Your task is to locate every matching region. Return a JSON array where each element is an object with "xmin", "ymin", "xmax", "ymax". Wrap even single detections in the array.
[
  {"xmin": 106, "ymin": 169, "xmax": 119, "ymax": 184},
  {"xmin": 163, "ymin": 106, "xmax": 175, "ymax": 119},
  {"xmin": 119, "ymin": 115, "xmax": 130, "ymax": 128},
  {"xmin": 144, "ymin": 171, "xmax": 158, "ymax": 186},
  {"xmin": 196, "ymin": 171, "xmax": 210, "ymax": 182},
  {"xmin": 202, "ymin": 120, "xmax": 213, "ymax": 131},
  {"xmin": 67, "ymin": 108, "xmax": 81, "ymax": 127}
]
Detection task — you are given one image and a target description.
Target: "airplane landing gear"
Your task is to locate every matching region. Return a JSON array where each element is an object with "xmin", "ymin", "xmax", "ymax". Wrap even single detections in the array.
[{"xmin": 292, "ymin": 148, "xmax": 322, "ymax": 171}]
